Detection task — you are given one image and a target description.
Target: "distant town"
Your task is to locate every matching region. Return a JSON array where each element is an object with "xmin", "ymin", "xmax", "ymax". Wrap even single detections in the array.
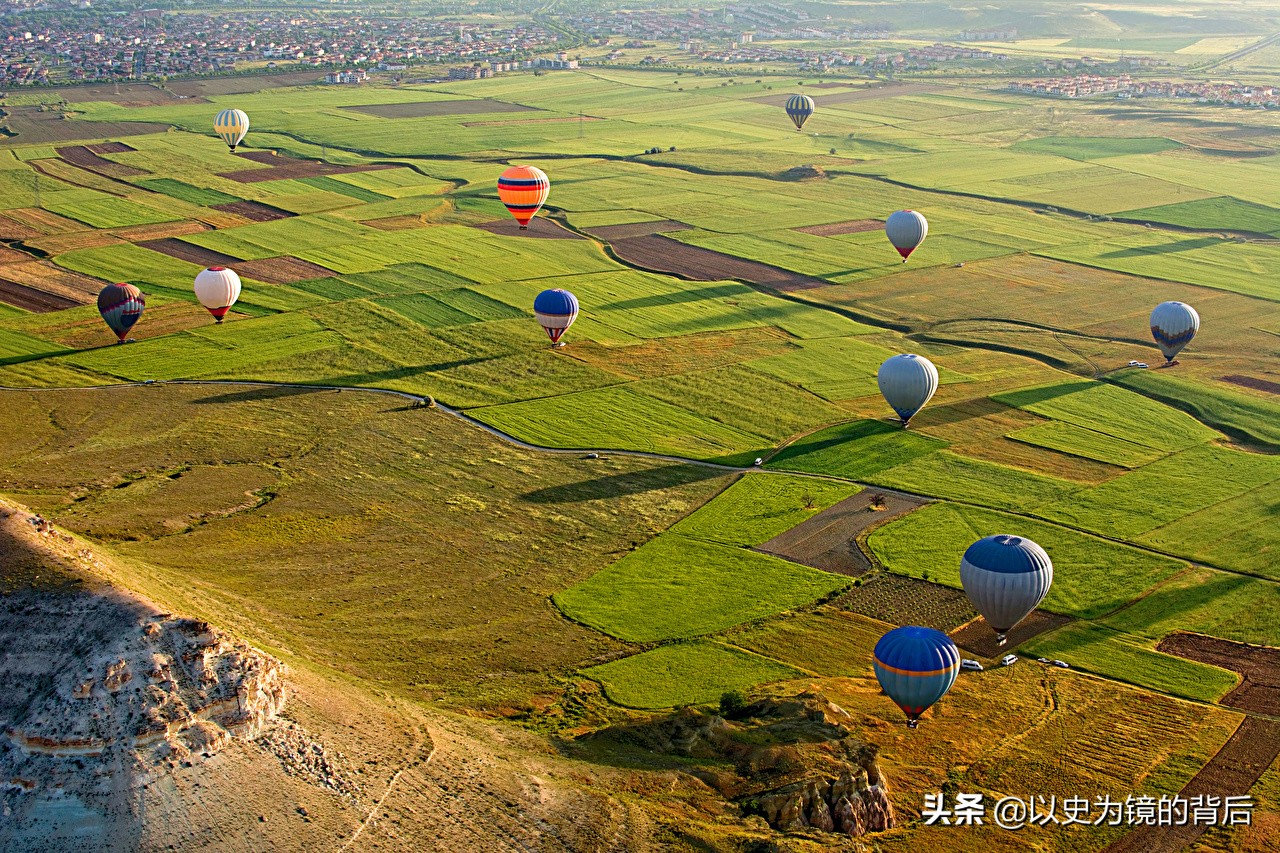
[{"xmin": 1009, "ymin": 75, "xmax": 1280, "ymax": 107}]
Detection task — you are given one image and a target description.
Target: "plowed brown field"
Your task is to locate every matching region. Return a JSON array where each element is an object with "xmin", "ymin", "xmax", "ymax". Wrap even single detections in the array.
[
  {"xmin": 209, "ymin": 201, "xmax": 293, "ymax": 222},
  {"xmin": 607, "ymin": 233, "xmax": 828, "ymax": 291},
  {"xmin": 1158, "ymin": 632, "xmax": 1280, "ymax": 715},
  {"xmin": 754, "ymin": 489, "xmax": 927, "ymax": 576},
  {"xmin": 55, "ymin": 145, "xmax": 148, "ymax": 178},
  {"xmin": 234, "ymin": 256, "xmax": 336, "ymax": 284},
  {"xmin": 218, "ymin": 152, "xmax": 396, "ymax": 183},
  {"xmin": 139, "ymin": 238, "xmax": 240, "ymax": 267}
]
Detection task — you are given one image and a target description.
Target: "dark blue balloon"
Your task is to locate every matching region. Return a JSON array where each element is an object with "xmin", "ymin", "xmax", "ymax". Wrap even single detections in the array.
[{"xmin": 873, "ymin": 626, "xmax": 960, "ymax": 728}]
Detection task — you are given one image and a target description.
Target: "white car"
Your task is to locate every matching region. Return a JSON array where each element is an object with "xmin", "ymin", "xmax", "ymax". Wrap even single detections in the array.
[
  {"xmin": 1001, "ymin": 654, "xmax": 1018, "ymax": 667},
  {"xmin": 1127, "ymin": 360, "xmax": 1140, "ymax": 367},
  {"xmin": 1052, "ymin": 660, "xmax": 1070, "ymax": 669},
  {"xmin": 1037, "ymin": 657, "xmax": 1050, "ymax": 663},
  {"xmin": 1136, "ymin": 363, "xmax": 1149, "ymax": 369},
  {"xmin": 960, "ymin": 659, "xmax": 983, "ymax": 671}
]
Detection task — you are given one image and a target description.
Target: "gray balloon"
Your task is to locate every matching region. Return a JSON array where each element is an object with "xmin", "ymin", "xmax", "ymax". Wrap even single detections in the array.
[{"xmin": 959, "ymin": 534, "xmax": 1053, "ymax": 645}]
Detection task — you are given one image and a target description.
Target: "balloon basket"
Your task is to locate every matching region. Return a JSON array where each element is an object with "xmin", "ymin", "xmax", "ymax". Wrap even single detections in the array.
[
  {"xmin": 907, "ymin": 719, "xmax": 919, "ymax": 729},
  {"xmin": 996, "ymin": 634, "xmax": 1007, "ymax": 646}
]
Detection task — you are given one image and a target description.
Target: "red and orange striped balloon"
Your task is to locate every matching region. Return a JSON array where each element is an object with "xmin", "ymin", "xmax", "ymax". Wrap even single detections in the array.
[{"xmin": 496, "ymin": 165, "xmax": 550, "ymax": 230}]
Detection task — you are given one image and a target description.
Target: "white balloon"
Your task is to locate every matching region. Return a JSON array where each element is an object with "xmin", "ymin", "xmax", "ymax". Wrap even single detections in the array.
[
  {"xmin": 885, "ymin": 210, "xmax": 928, "ymax": 261},
  {"xmin": 194, "ymin": 267, "xmax": 242, "ymax": 323},
  {"xmin": 877, "ymin": 354, "xmax": 938, "ymax": 425}
]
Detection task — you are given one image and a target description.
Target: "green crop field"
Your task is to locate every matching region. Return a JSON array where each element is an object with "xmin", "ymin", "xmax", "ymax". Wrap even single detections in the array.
[
  {"xmin": 867, "ymin": 501, "xmax": 1186, "ymax": 618},
  {"xmin": 2, "ymin": 60, "xmax": 1280, "ymax": 850},
  {"xmin": 671, "ymin": 473, "xmax": 859, "ymax": 546},
  {"xmin": 553, "ymin": 534, "xmax": 850, "ymax": 643},
  {"xmin": 1021, "ymin": 623, "xmax": 1239, "ymax": 704},
  {"xmin": 582, "ymin": 641, "xmax": 803, "ymax": 708}
]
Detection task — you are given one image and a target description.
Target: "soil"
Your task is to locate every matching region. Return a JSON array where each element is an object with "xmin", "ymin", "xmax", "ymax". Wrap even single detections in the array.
[
  {"xmin": 0, "ymin": 213, "xmax": 45, "ymax": 241},
  {"xmin": 1, "ymin": 208, "xmax": 90, "ymax": 234},
  {"xmin": 340, "ymin": 100, "xmax": 539, "ymax": 119},
  {"xmin": 210, "ymin": 200, "xmax": 295, "ymax": 222},
  {"xmin": 473, "ymin": 217, "xmax": 583, "ymax": 239},
  {"xmin": 0, "ymin": 278, "xmax": 82, "ymax": 312},
  {"xmin": 835, "ymin": 574, "xmax": 976, "ymax": 632},
  {"xmin": 795, "ymin": 219, "xmax": 883, "ymax": 237},
  {"xmin": 0, "ymin": 260, "xmax": 107, "ymax": 303},
  {"xmin": 218, "ymin": 152, "xmax": 396, "ymax": 183},
  {"xmin": 234, "ymin": 256, "xmax": 337, "ymax": 284},
  {"xmin": 111, "ymin": 220, "xmax": 210, "ymax": 243},
  {"xmin": 950, "ymin": 611, "xmax": 1073, "ymax": 659},
  {"xmin": 0, "ymin": 246, "xmax": 31, "ymax": 264},
  {"xmin": 1220, "ymin": 374, "xmax": 1280, "ymax": 395},
  {"xmin": 1157, "ymin": 632, "xmax": 1280, "ymax": 715},
  {"xmin": 0, "ymin": 106, "xmax": 169, "ymax": 145},
  {"xmin": 606, "ymin": 233, "xmax": 830, "ymax": 291},
  {"xmin": 585, "ymin": 220, "xmax": 691, "ymax": 241},
  {"xmin": 139, "ymin": 237, "xmax": 242, "ymax": 267},
  {"xmin": 26, "ymin": 231, "xmax": 126, "ymax": 254},
  {"xmin": 86, "ymin": 142, "xmax": 137, "ymax": 155},
  {"xmin": 1102, "ymin": 716, "xmax": 1280, "ymax": 853},
  {"xmin": 754, "ymin": 490, "xmax": 927, "ymax": 576},
  {"xmin": 55, "ymin": 144, "xmax": 148, "ymax": 178}
]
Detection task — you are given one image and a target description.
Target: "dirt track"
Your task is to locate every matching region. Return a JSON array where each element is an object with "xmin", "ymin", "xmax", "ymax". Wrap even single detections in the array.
[
  {"xmin": 755, "ymin": 489, "xmax": 926, "ymax": 576},
  {"xmin": 1158, "ymin": 632, "xmax": 1280, "ymax": 715}
]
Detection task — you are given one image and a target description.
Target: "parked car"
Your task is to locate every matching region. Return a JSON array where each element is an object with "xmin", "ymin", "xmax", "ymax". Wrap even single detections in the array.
[
  {"xmin": 1037, "ymin": 657, "xmax": 1049, "ymax": 663},
  {"xmin": 1001, "ymin": 654, "xmax": 1019, "ymax": 667},
  {"xmin": 1052, "ymin": 660, "xmax": 1070, "ymax": 669},
  {"xmin": 1136, "ymin": 362, "xmax": 1149, "ymax": 369},
  {"xmin": 1127, "ymin": 360, "xmax": 1140, "ymax": 366},
  {"xmin": 960, "ymin": 659, "xmax": 983, "ymax": 671}
]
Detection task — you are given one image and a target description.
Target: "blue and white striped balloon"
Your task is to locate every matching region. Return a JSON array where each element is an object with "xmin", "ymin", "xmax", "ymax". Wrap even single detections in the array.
[
  {"xmin": 1150, "ymin": 301, "xmax": 1199, "ymax": 364},
  {"xmin": 533, "ymin": 288, "xmax": 579, "ymax": 346},
  {"xmin": 785, "ymin": 94, "xmax": 815, "ymax": 131}
]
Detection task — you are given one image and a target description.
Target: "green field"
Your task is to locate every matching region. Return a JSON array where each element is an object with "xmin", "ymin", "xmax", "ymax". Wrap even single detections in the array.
[
  {"xmin": 1021, "ymin": 623, "xmax": 1238, "ymax": 704},
  {"xmin": 582, "ymin": 641, "xmax": 803, "ymax": 708},
  {"xmin": 1012, "ymin": 136, "xmax": 1185, "ymax": 161},
  {"xmin": 867, "ymin": 501, "xmax": 1186, "ymax": 618},
  {"xmin": 672, "ymin": 473, "xmax": 859, "ymax": 547},
  {"xmin": 553, "ymin": 534, "xmax": 850, "ymax": 643}
]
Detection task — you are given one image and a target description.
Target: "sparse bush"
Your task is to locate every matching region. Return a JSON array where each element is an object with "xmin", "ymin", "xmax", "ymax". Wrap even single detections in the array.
[{"xmin": 720, "ymin": 689, "xmax": 749, "ymax": 718}]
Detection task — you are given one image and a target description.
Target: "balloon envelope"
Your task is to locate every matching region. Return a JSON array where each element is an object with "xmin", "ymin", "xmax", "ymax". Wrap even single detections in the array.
[
  {"xmin": 877, "ymin": 354, "xmax": 939, "ymax": 425},
  {"xmin": 97, "ymin": 283, "xmax": 145, "ymax": 342},
  {"xmin": 885, "ymin": 210, "xmax": 928, "ymax": 261},
  {"xmin": 873, "ymin": 626, "xmax": 960, "ymax": 727},
  {"xmin": 785, "ymin": 94, "xmax": 815, "ymax": 131},
  {"xmin": 534, "ymin": 288, "xmax": 579, "ymax": 344},
  {"xmin": 214, "ymin": 108, "xmax": 249, "ymax": 152},
  {"xmin": 497, "ymin": 165, "xmax": 550, "ymax": 229},
  {"xmin": 1150, "ymin": 301, "xmax": 1199, "ymax": 363},
  {"xmin": 194, "ymin": 266, "xmax": 242, "ymax": 323},
  {"xmin": 960, "ymin": 534, "xmax": 1053, "ymax": 642}
]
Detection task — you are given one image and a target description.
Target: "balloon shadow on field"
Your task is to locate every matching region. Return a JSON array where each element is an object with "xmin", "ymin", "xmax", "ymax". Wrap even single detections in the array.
[
  {"xmin": 521, "ymin": 463, "xmax": 726, "ymax": 504},
  {"xmin": 191, "ymin": 384, "xmax": 331, "ymax": 405},
  {"xmin": 1099, "ymin": 237, "xmax": 1221, "ymax": 258}
]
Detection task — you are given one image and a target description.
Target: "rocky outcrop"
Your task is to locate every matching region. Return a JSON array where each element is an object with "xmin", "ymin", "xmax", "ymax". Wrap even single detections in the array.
[
  {"xmin": 749, "ymin": 767, "xmax": 894, "ymax": 836},
  {"xmin": 586, "ymin": 691, "xmax": 894, "ymax": 839},
  {"xmin": 780, "ymin": 164, "xmax": 828, "ymax": 181}
]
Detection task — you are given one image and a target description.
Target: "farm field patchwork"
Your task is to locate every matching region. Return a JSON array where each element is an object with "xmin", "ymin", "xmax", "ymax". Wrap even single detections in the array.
[{"xmin": 582, "ymin": 641, "xmax": 803, "ymax": 709}]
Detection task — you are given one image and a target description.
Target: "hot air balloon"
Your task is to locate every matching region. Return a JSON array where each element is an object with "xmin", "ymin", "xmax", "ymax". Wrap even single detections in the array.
[
  {"xmin": 534, "ymin": 288, "xmax": 579, "ymax": 346},
  {"xmin": 214, "ymin": 108, "xmax": 249, "ymax": 153},
  {"xmin": 885, "ymin": 210, "xmax": 928, "ymax": 261},
  {"xmin": 873, "ymin": 626, "xmax": 960, "ymax": 729},
  {"xmin": 960, "ymin": 534, "xmax": 1053, "ymax": 646},
  {"xmin": 194, "ymin": 266, "xmax": 242, "ymax": 324},
  {"xmin": 1150, "ymin": 301, "xmax": 1199, "ymax": 365},
  {"xmin": 97, "ymin": 283, "xmax": 145, "ymax": 344},
  {"xmin": 877, "ymin": 354, "xmax": 938, "ymax": 426},
  {"xmin": 785, "ymin": 94, "xmax": 815, "ymax": 131},
  {"xmin": 497, "ymin": 165, "xmax": 550, "ymax": 230}
]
